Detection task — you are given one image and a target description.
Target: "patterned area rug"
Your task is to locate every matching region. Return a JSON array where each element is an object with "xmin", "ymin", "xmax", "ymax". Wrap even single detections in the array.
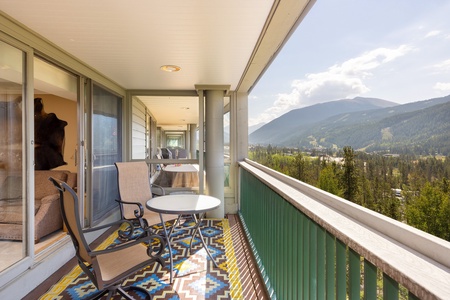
[{"xmin": 39, "ymin": 219, "xmax": 243, "ymax": 299}]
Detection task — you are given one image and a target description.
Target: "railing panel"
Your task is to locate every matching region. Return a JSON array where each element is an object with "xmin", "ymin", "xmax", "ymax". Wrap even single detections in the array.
[
  {"xmin": 317, "ymin": 227, "xmax": 326, "ymax": 300},
  {"xmin": 310, "ymin": 221, "xmax": 317, "ymax": 299},
  {"xmin": 364, "ymin": 259, "xmax": 377, "ymax": 300},
  {"xmin": 296, "ymin": 207, "xmax": 303, "ymax": 300},
  {"xmin": 336, "ymin": 239, "xmax": 346, "ymax": 300},
  {"xmin": 349, "ymin": 248, "xmax": 360, "ymax": 300},
  {"xmin": 303, "ymin": 214, "xmax": 310, "ymax": 299},
  {"xmin": 238, "ymin": 163, "xmax": 450, "ymax": 299},
  {"xmin": 383, "ymin": 273, "xmax": 399, "ymax": 300},
  {"xmin": 325, "ymin": 232, "xmax": 336, "ymax": 300}
]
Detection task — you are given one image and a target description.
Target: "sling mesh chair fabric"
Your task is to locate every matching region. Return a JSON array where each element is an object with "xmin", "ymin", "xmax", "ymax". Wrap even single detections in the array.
[
  {"xmin": 115, "ymin": 161, "xmax": 177, "ymax": 227},
  {"xmin": 49, "ymin": 177, "xmax": 165, "ymax": 300}
]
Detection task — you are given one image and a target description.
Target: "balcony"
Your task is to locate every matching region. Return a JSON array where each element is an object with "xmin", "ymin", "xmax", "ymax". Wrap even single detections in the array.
[
  {"xmin": 25, "ymin": 159, "xmax": 450, "ymax": 299},
  {"xmin": 238, "ymin": 160, "xmax": 450, "ymax": 299}
]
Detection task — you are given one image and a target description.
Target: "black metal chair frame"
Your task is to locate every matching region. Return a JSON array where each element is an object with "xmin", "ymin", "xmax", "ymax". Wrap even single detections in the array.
[{"xmin": 49, "ymin": 177, "xmax": 165, "ymax": 300}]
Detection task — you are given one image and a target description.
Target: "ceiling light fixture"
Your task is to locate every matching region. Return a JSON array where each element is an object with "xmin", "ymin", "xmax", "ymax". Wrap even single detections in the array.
[{"xmin": 160, "ymin": 65, "xmax": 181, "ymax": 72}]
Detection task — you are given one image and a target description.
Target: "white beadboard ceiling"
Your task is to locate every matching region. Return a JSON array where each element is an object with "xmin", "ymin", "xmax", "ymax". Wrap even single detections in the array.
[{"xmin": 0, "ymin": 0, "xmax": 313, "ymax": 127}]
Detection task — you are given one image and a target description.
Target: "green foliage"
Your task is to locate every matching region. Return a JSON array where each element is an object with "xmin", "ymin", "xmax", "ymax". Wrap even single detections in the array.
[
  {"xmin": 341, "ymin": 146, "xmax": 359, "ymax": 203},
  {"xmin": 406, "ymin": 181, "xmax": 450, "ymax": 240},
  {"xmin": 319, "ymin": 163, "xmax": 343, "ymax": 197}
]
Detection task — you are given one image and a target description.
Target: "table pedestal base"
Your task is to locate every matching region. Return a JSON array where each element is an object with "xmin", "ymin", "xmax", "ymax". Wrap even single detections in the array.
[{"xmin": 159, "ymin": 213, "xmax": 218, "ymax": 284}]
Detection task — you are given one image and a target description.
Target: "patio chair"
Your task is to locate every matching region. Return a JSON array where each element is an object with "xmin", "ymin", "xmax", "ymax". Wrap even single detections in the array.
[
  {"xmin": 49, "ymin": 177, "xmax": 165, "ymax": 300},
  {"xmin": 115, "ymin": 161, "xmax": 177, "ymax": 227}
]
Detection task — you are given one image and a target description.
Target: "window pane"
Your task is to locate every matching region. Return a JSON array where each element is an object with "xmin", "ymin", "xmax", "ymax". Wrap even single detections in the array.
[
  {"xmin": 33, "ymin": 56, "xmax": 78, "ymax": 252},
  {"xmin": 131, "ymin": 97, "xmax": 147, "ymax": 159},
  {"xmin": 0, "ymin": 40, "xmax": 25, "ymax": 271},
  {"xmin": 224, "ymin": 111, "xmax": 230, "ymax": 187},
  {"xmin": 92, "ymin": 84, "xmax": 122, "ymax": 223}
]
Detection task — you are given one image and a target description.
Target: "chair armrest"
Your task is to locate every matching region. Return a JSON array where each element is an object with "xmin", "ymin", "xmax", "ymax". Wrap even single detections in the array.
[
  {"xmin": 82, "ymin": 219, "xmax": 134, "ymax": 233},
  {"xmin": 83, "ymin": 219, "xmax": 139, "ymax": 240},
  {"xmin": 151, "ymin": 183, "xmax": 165, "ymax": 196},
  {"xmin": 115, "ymin": 199, "xmax": 145, "ymax": 219},
  {"xmin": 89, "ymin": 230, "xmax": 166, "ymax": 265}
]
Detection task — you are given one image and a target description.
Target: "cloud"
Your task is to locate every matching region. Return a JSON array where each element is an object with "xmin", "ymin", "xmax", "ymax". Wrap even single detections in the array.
[
  {"xmin": 249, "ymin": 94, "xmax": 259, "ymax": 101},
  {"xmin": 433, "ymin": 59, "xmax": 450, "ymax": 72},
  {"xmin": 249, "ymin": 45, "xmax": 412, "ymax": 126},
  {"xmin": 291, "ymin": 47, "xmax": 403, "ymax": 103},
  {"xmin": 295, "ymin": 46, "xmax": 412, "ymax": 104},
  {"xmin": 425, "ymin": 30, "xmax": 441, "ymax": 38},
  {"xmin": 433, "ymin": 82, "xmax": 450, "ymax": 91}
]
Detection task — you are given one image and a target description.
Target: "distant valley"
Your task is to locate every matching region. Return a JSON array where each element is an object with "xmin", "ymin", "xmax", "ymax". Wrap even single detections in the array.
[{"xmin": 249, "ymin": 95, "xmax": 450, "ymax": 155}]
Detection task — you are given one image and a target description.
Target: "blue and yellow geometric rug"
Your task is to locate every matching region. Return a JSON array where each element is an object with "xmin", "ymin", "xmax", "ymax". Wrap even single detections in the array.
[{"xmin": 39, "ymin": 219, "xmax": 243, "ymax": 299}]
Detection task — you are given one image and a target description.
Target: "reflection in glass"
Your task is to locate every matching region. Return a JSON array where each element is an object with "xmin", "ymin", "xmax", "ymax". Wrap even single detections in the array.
[
  {"xmin": 91, "ymin": 84, "xmax": 122, "ymax": 224},
  {"xmin": 0, "ymin": 40, "xmax": 24, "ymax": 271},
  {"xmin": 33, "ymin": 56, "xmax": 78, "ymax": 253},
  {"xmin": 224, "ymin": 111, "xmax": 230, "ymax": 187}
]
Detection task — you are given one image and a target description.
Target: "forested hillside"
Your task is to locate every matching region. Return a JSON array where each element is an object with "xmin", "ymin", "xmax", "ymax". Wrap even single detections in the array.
[
  {"xmin": 249, "ymin": 97, "xmax": 397, "ymax": 144},
  {"xmin": 250, "ymin": 95, "xmax": 450, "ymax": 155},
  {"xmin": 306, "ymin": 99, "xmax": 450, "ymax": 154}
]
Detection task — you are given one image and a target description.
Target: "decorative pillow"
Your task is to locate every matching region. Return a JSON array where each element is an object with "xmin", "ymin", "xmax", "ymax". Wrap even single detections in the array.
[
  {"xmin": 35, "ymin": 170, "xmax": 67, "ymax": 200},
  {"xmin": 0, "ymin": 199, "xmax": 23, "ymax": 224},
  {"xmin": 0, "ymin": 176, "xmax": 22, "ymax": 200}
]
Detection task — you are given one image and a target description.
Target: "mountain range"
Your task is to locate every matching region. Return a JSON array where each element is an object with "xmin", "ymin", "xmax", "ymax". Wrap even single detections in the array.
[{"xmin": 249, "ymin": 95, "xmax": 450, "ymax": 155}]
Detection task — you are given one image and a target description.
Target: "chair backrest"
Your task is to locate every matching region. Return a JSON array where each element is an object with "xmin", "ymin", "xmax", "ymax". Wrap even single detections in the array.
[
  {"xmin": 115, "ymin": 161, "xmax": 153, "ymax": 220},
  {"xmin": 155, "ymin": 147, "xmax": 163, "ymax": 160},
  {"xmin": 177, "ymin": 148, "xmax": 187, "ymax": 159},
  {"xmin": 49, "ymin": 177, "xmax": 92, "ymax": 264}
]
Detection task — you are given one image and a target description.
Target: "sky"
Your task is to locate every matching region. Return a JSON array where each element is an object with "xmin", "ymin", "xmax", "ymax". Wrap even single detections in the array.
[{"xmin": 248, "ymin": 0, "xmax": 450, "ymax": 127}]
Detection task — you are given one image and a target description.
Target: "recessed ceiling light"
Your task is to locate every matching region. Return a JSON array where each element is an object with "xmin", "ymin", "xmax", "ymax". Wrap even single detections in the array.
[{"xmin": 160, "ymin": 65, "xmax": 181, "ymax": 72}]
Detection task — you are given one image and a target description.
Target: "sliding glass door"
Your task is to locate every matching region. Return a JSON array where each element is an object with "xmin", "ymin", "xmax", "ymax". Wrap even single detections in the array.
[
  {"xmin": 0, "ymin": 39, "xmax": 26, "ymax": 272},
  {"xmin": 90, "ymin": 84, "xmax": 122, "ymax": 224}
]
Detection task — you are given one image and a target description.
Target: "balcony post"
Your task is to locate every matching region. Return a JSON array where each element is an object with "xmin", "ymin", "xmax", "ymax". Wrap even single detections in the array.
[
  {"xmin": 200, "ymin": 86, "xmax": 229, "ymax": 218},
  {"xmin": 189, "ymin": 123, "xmax": 196, "ymax": 158}
]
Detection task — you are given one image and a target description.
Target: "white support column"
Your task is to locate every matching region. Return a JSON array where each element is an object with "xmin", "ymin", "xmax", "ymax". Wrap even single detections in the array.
[
  {"xmin": 205, "ymin": 89, "xmax": 225, "ymax": 218},
  {"xmin": 235, "ymin": 92, "xmax": 248, "ymax": 212},
  {"xmin": 161, "ymin": 129, "xmax": 166, "ymax": 147},
  {"xmin": 189, "ymin": 124, "xmax": 197, "ymax": 159},
  {"xmin": 185, "ymin": 126, "xmax": 190, "ymax": 157},
  {"xmin": 198, "ymin": 90, "xmax": 204, "ymax": 194},
  {"xmin": 236, "ymin": 92, "xmax": 248, "ymax": 161}
]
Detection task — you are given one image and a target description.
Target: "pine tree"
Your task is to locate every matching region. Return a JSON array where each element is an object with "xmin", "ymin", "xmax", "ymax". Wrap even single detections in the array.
[
  {"xmin": 406, "ymin": 182, "xmax": 450, "ymax": 241},
  {"xmin": 341, "ymin": 146, "xmax": 359, "ymax": 203},
  {"xmin": 319, "ymin": 163, "xmax": 342, "ymax": 197}
]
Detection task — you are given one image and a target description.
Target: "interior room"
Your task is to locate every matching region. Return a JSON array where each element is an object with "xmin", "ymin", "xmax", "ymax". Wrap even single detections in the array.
[{"xmin": 0, "ymin": 55, "xmax": 78, "ymax": 271}]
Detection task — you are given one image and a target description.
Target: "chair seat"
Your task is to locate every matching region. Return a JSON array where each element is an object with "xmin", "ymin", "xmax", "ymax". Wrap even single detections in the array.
[{"xmin": 96, "ymin": 242, "xmax": 156, "ymax": 284}]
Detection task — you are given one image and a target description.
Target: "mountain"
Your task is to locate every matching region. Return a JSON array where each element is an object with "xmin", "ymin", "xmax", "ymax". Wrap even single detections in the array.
[
  {"xmin": 249, "ymin": 95, "xmax": 450, "ymax": 155},
  {"xmin": 249, "ymin": 97, "xmax": 397, "ymax": 145},
  {"xmin": 249, "ymin": 123, "xmax": 265, "ymax": 134}
]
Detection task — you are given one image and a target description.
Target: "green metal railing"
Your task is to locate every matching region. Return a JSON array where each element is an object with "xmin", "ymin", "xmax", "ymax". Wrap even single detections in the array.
[{"xmin": 239, "ymin": 168, "xmax": 420, "ymax": 300}]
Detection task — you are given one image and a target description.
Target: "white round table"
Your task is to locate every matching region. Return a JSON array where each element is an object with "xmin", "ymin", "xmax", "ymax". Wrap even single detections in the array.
[
  {"xmin": 146, "ymin": 194, "xmax": 220, "ymax": 214},
  {"xmin": 146, "ymin": 194, "xmax": 221, "ymax": 283}
]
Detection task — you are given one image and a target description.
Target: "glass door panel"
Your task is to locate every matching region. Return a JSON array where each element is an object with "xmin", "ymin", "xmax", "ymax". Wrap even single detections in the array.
[
  {"xmin": 91, "ymin": 84, "xmax": 122, "ymax": 224},
  {"xmin": 33, "ymin": 56, "xmax": 78, "ymax": 253},
  {"xmin": 0, "ymin": 40, "xmax": 25, "ymax": 271}
]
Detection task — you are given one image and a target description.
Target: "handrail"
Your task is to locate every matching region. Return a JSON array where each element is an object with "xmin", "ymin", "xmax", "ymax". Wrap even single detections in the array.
[
  {"xmin": 242, "ymin": 159, "xmax": 450, "ymax": 269},
  {"xmin": 239, "ymin": 159, "xmax": 450, "ymax": 299},
  {"xmin": 145, "ymin": 158, "xmax": 199, "ymax": 165}
]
